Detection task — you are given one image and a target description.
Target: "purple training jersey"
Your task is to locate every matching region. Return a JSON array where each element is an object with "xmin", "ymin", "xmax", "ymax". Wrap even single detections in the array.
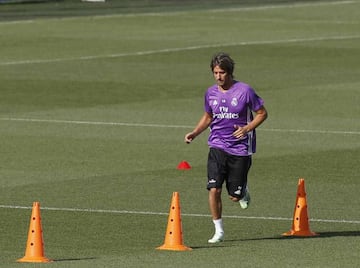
[{"xmin": 204, "ymin": 81, "xmax": 264, "ymax": 156}]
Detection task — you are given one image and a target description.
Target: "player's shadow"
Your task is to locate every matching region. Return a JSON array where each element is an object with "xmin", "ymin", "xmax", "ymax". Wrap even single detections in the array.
[
  {"xmin": 190, "ymin": 231, "xmax": 360, "ymax": 249},
  {"xmin": 232, "ymin": 230, "xmax": 360, "ymax": 241},
  {"xmin": 314, "ymin": 231, "xmax": 360, "ymax": 237},
  {"xmin": 276, "ymin": 230, "xmax": 360, "ymax": 239}
]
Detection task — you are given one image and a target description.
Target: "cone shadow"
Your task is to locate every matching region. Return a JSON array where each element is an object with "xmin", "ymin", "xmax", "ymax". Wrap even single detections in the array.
[{"xmin": 53, "ymin": 257, "xmax": 97, "ymax": 262}]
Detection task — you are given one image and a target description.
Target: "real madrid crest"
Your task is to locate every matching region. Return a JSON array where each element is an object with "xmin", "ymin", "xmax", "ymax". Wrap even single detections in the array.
[{"xmin": 231, "ymin": 98, "xmax": 238, "ymax": 106}]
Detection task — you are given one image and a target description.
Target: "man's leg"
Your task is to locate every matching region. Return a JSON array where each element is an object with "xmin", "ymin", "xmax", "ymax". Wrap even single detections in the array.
[
  {"xmin": 208, "ymin": 188, "xmax": 224, "ymax": 243},
  {"xmin": 227, "ymin": 155, "xmax": 252, "ymax": 208},
  {"xmin": 207, "ymin": 148, "xmax": 226, "ymax": 243},
  {"xmin": 209, "ymin": 187, "xmax": 222, "ymax": 219}
]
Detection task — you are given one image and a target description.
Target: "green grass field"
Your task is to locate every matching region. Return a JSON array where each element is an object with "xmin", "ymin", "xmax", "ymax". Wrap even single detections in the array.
[{"xmin": 0, "ymin": 0, "xmax": 359, "ymax": 267}]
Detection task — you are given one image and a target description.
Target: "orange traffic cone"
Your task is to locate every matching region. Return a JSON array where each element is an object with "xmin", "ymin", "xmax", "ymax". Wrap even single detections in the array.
[
  {"xmin": 282, "ymin": 178, "xmax": 318, "ymax": 237},
  {"xmin": 17, "ymin": 202, "xmax": 53, "ymax": 263},
  {"xmin": 177, "ymin": 161, "xmax": 191, "ymax": 170},
  {"xmin": 157, "ymin": 192, "xmax": 192, "ymax": 251}
]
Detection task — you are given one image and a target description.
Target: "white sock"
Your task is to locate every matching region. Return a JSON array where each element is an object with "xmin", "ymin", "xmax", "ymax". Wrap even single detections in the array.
[{"xmin": 213, "ymin": 218, "xmax": 224, "ymax": 234}]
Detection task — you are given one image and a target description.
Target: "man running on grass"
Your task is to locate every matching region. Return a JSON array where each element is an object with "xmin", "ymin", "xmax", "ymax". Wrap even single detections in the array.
[{"xmin": 184, "ymin": 52, "xmax": 268, "ymax": 243}]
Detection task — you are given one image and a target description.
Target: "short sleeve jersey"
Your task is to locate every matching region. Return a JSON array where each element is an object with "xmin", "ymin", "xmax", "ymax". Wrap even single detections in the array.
[{"xmin": 204, "ymin": 81, "xmax": 264, "ymax": 156}]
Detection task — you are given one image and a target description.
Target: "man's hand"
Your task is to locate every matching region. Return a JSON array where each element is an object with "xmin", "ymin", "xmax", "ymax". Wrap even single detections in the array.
[
  {"xmin": 184, "ymin": 132, "xmax": 196, "ymax": 144},
  {"xmin": 233, "ymin": 125, "xmax": 249, "ymax": 139}
]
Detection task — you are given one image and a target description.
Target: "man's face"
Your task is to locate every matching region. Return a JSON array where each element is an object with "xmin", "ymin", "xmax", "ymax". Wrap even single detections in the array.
[{"xmin": 213, "ymin": 65, "xmax": 232, "ymax": 88}]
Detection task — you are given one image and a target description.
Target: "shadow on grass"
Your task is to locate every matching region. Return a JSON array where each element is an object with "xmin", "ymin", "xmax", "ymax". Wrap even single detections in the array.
[
  {"xmin": 53, "ymin": 257, "xmax": 97, "ymax": 262},
  {"xmin": 278, "ymin": 230, "xmax": 360, "ymax": 239},
  {"xmin": 190, "ymin": 231, "xmax": 360, "ymax": 249},
  {"xmin": 315, "ymin": 231, "xmax": 360, "ymax": 237}
]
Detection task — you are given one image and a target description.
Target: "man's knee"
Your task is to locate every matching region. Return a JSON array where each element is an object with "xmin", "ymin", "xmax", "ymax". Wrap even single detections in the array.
[
  {"xmin": 229, "ymin": 195, "xmax": 240, "ymax": 202},
  {"xmin": 209, "ymin": 188, "xmax": 222, "ymax": 196}
]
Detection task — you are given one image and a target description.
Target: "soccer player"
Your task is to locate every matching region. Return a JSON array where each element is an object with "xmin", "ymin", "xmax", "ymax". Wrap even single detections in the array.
[{"xmin": 184, "ymin": 52, "xmax": 268, "ymax": 243}]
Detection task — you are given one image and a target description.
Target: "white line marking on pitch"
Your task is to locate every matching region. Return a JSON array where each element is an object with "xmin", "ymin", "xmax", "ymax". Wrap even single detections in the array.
[
  {"xmin": 0, "ymin": 35, "xmax": 359, "ymax": 66},
  {"xmin": 1, "ymin": 204, "xmax": 359, "ymax": 224},
  {"xmin": 1, "ymin": 117, "xmax": 359, "ymax": 136},
  {"xmin": 208, "ymin": 0, "xmax": 356, "ymax": 13}
]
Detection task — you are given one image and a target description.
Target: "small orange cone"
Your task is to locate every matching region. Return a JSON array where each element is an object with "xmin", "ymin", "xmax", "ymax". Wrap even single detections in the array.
[
  {"xmin": 157, "ymin": 192, "xmax": 192, "ymax": 251},
  {"xmin": 177, "ymin": 161, "xmax": 191, "ymax": 170},
  {"xmin": 282, "ymin": 178, "xmax": 318, "ymax": 237},
  {"xmin": 17, "ymin": 202, "xmax": 53, "ymax": 263}
]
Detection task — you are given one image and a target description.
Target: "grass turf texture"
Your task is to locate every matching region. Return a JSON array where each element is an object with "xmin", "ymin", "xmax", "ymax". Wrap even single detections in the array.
[{"xmin": 0, "ymin": 0, "xmax": 360, "ymax": 267}]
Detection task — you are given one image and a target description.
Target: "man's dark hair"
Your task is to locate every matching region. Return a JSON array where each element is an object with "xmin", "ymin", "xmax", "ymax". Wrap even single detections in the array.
[{"xmin": 210, "ymin": 52, "xmax": 235, "ymax": 77}]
